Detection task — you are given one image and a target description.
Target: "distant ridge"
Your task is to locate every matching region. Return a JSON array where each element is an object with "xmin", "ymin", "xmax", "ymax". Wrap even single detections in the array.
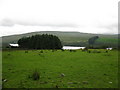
[
  {"xmin": 1, "ymin": 31, "xmax": 118, "ymax": 37},
  {"xmin": 1, "ymin": 31, "xmax": 119, "ymax": 48}
]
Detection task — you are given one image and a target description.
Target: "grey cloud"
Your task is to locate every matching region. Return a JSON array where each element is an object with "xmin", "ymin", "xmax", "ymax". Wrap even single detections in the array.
[
  {"xmin": 21, "ymin": 23, "xmax": 78, "ymax": 27},
  {"xmin": 97, "ymin": 23, "xmax": 118, "ymax": 34},
  {"xmin": 0, "ymin": 19, "xmax": 14, "ymax": 26},
  {"xmin": 0, "ymin": 18, "xmax": 78, "ymax": 28}
]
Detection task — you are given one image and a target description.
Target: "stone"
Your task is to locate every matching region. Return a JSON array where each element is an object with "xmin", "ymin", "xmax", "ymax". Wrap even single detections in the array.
[{"xmin": 61, "ymin": 73, "xmax": 65, "ymax": 77}]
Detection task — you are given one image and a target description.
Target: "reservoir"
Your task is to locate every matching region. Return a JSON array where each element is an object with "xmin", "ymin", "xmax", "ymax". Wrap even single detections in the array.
[{"xmin": 62, "ymin": 46, "xmax": 85, "ymax": 50}]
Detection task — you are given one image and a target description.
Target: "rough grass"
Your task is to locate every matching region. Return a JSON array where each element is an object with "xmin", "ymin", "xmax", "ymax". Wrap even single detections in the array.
[{"xmin": 2, "ymin": 49, "xmax": 118, "ymax": 88}]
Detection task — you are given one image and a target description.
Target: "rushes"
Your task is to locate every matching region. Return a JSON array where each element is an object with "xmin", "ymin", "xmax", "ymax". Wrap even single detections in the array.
[
  {"xmin": 32, "ymin": 69, "xmax": 40, "ymax": 80},
  {"xmin": 28, "ymin": 69, "xmax": 40, "ymax": 80}
]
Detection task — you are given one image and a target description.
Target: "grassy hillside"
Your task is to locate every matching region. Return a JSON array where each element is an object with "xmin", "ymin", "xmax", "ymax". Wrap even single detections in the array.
[
  {"xmin": 1, "ymin": 31, "xmax": 119, "ymax": 48},
  {"xmin": 2, "ymin": 49, "xmax": 118, "ymax": 88}
]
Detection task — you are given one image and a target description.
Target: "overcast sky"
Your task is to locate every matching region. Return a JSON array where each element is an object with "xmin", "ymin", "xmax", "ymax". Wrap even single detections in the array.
[{"xmin": 0, "ymin": 0, "xmax": 119, "ymax": 36}]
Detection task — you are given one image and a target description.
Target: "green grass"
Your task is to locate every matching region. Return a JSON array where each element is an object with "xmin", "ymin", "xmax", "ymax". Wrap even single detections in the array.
[{"xmin": 2, "ymin": 49, "xmax": 118, "ymax": 88}]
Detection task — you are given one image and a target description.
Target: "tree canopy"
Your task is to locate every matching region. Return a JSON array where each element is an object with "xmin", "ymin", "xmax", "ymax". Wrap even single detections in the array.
[
  {"xmin": 88, "ymin": 36, "xmax": 99, "ymax": 45},
  {"xmin": 18, "ymin": 34, "xmax": 63, "ymax": 49}
]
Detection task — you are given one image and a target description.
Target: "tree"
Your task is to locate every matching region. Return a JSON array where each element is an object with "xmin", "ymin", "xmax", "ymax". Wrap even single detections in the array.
[
  {"xmin": 88, "ymin": 36, "xmax": 99, "ymax": 47},
  {"xmin": 18, "ymin": 34, "xmax": 63, "ymax": 49}
]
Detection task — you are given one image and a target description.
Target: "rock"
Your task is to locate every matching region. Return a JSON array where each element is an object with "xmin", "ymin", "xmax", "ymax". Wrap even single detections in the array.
[
  {"xmin": 2, "ymin": 79, "xmax": 7, "ymax": 82},
  {"xmin": 61, "ymin": 73, "xmax": 65, "ymax": 77},
  {"xmin": 109, "ymin": 82, "xmax": 112, "ymax": 84}
]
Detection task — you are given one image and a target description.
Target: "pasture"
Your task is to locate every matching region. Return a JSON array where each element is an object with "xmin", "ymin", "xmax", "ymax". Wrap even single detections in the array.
[{"xmin": 2, "ymin": 49, "xmax": 118, "ymax": 88}]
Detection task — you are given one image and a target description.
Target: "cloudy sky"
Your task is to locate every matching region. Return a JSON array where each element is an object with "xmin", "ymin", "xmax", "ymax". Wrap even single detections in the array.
[{"xmin": 0, "ymin": 0, "xmax": 119, "ymax": 36}]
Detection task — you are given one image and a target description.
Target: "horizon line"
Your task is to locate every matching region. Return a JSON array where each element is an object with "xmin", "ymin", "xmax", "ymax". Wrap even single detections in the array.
[{"xmin": 1, "ymin": 31, "xmax": 119, "ymax": 37}]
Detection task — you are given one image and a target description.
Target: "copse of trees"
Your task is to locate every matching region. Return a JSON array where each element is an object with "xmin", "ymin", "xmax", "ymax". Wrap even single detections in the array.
[
  {"xmin": 18, "ymin": 34, "xmax": 63, "ymax": 49},
  {"xmin": 88, "ymin": 36, "xmax": 99, "ymax": 47}
]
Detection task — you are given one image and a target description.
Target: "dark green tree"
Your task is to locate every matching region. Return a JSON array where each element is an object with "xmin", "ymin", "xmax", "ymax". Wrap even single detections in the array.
[
  {"xmin": 18, "ymin": 34, "xmax": 63, "ymax": 49},
  {"xmin": 88, "ymin": 36, "xmax": 99, "ymax": 47}
]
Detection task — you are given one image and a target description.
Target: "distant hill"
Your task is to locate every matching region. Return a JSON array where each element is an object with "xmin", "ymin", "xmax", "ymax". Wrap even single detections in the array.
[{"xmin": 1, "ymin": 31, "xmax": 119, "ymax": 48}]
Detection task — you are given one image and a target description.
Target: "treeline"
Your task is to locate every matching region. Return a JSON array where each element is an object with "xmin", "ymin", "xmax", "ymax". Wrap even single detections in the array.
[
  {"xmin": 18, "ymin": 34, "xmax": 63, "ymax": 49},
  {"xmin": 88, "ymin": 36, "xmax": 99, "ymax": 46}
]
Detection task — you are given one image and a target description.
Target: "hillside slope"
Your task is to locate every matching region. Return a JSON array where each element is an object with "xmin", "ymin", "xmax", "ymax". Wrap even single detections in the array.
[{"xmin": 1, "ymin": 31, "xmax": 119, "ymax": 48}]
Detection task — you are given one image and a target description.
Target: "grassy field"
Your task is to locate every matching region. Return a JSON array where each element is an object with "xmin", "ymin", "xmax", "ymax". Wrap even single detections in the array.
[{"xmin": 2, "ymin": 49, "xmax": 118, "ymax": 88}]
